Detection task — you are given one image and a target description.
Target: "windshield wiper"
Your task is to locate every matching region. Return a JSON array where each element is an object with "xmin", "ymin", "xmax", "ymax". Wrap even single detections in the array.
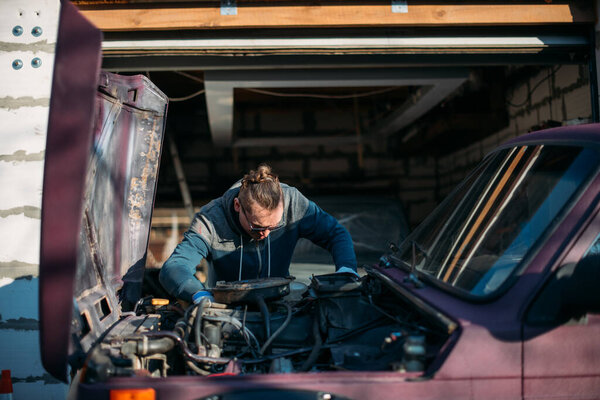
[
  {"xmin": 379, "ymin": 241, "xmax": 426, "ymax": 289},
  {"xmin": 403, "ymin": 241, "xmax": 426, "ymax": 289},
  {"xmin": 379, "ymin": 242, "xmax": 403, "ymax": 268}
]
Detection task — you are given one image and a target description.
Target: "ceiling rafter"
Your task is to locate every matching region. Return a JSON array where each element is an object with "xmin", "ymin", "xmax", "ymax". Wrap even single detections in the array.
[{"xmin": 204, "ymin": 68, "xmax": 468, "ymax": 146}]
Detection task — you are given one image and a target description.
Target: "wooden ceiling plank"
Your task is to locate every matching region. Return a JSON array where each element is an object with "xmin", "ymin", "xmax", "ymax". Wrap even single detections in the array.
[{"xmin": 79, "ymin": 3, "xmax": 593, "ymax": 31}]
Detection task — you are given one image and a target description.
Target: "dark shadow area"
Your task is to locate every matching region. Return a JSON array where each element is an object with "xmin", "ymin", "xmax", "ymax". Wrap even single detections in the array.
[{"xmin": 524, "ymin": 253, "xmax": 600, "ymax": 337}]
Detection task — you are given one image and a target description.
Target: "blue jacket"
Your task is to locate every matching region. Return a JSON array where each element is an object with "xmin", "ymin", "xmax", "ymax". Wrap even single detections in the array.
[{"xmin": 159, "ymin": 182, "xmax": 357, "ymax": 301}]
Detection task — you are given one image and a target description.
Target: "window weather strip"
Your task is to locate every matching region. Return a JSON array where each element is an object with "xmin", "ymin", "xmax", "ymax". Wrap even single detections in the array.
[
  {"xmin": 442, "ymin": 146, "xmax": 529, "ymax": 283},
  {"xmin": 420, "ymin": 158, "xmax": 492, "ymax": 275},
  {"xmin": 437, "ymin": 147, "xmax": 518, "ymax": 279},
  {"xmin": 452, "ymin": 145, "xmax": 542, "ymax": 285}
]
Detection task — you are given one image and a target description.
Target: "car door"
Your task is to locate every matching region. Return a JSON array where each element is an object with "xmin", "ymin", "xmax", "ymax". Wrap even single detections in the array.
[{"xmin": 522, "ymin": 205, "xmax": 600, "ymax": 400}]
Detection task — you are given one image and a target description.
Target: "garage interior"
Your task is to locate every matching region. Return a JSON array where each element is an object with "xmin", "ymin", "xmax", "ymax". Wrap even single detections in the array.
[{"xmin": 75, "ymin": 1, "xmax": 597, "ymax": 265}]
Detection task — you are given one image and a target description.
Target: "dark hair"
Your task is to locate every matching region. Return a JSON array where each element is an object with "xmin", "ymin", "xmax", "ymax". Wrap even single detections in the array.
[{"xmin": 238, "ymin": 164, "xmax": 282, "ymax": 210}]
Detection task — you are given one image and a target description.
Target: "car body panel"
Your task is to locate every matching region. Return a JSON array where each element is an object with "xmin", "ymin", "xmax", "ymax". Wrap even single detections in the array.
[
  {"xmin": 39, "ymin": 0, "xmax": 103, "ymax": 382},
  {"xmin": 524, "ymin": 316, "xmax": 600, "ymax": 399},
  {"xmin": 77, "ymin": 371, "xmax": 521, "ymax": 400},
  {"xmin": 523, "ymin": 205, "xmax": 600, "ymax": 400}
]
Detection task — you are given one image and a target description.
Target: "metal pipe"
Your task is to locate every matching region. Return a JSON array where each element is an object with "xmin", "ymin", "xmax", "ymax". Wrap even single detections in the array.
[
  {"xmin": 194, "ymin": 298, "xmax": 209, "ymax": 351},
  {"xmin": 168, "ymin": 133, "xmax": 195, "ymax": 220}
]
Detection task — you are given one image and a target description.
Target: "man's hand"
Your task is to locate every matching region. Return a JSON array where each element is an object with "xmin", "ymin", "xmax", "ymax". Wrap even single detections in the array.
[{"xmin": 336, "ymin": 266, "xmax": 360, "ymax": 277}]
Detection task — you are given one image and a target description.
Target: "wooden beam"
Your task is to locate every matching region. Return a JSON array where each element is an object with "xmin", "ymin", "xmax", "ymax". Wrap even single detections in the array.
[{"xmin": 77, "ymin": 2, "xmax": 594, "ymax": 31}]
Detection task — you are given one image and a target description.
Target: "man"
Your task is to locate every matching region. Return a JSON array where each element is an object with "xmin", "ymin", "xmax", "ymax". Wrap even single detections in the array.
[{"xmin": 159, "ymin": 164, "xmax": 357, "ymax": 302}]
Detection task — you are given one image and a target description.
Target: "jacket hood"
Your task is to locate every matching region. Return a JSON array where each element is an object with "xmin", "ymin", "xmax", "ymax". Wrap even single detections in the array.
[{"xmin": 218, "ymin": 182, "xmax": 244, "ymax": 236}]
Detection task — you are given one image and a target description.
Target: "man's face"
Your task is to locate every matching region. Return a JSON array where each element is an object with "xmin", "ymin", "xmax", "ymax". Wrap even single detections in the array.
[{"xmin": 234, "ymin": 198, "xmax": 284, "ymax": 241}]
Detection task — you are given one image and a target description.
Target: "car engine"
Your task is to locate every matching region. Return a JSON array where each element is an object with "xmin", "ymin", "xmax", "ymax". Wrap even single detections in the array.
[{"xmin": 81, "ymin": 270, "xmax": 451, "ymax": 381}]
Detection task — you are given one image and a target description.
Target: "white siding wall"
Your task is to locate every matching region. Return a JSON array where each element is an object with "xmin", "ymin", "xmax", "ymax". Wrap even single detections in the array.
[{"xmin": 0, "ymin": 0, "xmax": 67, "ymax": 398}]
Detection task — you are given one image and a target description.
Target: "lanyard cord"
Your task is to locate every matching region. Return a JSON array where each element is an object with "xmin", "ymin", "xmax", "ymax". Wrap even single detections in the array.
[
  {"xmin": 239, "ymin": 234, "xmax": 271, "ymax": 280},
  {"xmin": 239, "ymin": 234, "xmax": 244, "ymax": 281}
]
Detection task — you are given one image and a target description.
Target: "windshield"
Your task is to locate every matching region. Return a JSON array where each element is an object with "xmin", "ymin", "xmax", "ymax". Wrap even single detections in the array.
[{"xmin": 394, "ymin": 144, "xmax": 600, "ymax": 297}]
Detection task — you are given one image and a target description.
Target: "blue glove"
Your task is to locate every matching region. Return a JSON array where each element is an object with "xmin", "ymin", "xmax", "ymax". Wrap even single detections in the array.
[
  {"xmin": 192, "ymin": 290, "xmax": 214, "ymax": 304},
  {"xmin": 336, "ymin": 266, "xmax": 360, "ymax": 277}
]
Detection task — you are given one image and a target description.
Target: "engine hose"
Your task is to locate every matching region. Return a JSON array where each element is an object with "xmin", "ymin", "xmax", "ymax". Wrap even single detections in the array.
[
  {"xmin": 256, "ymin": 296, "xmax": 271, "ymax": 340},
  {"xmin": 183, "ymin": 304, "xmax": 198, "ymax": 343},
  {"xmin": 186, "ymin": 360, "xmax": 211, "ymax": 375},
  {"xmin": 259, "ymin": 302, "xmax": 292, "ymax": 355},
  {"xmin": 300, "ymin": 315, "xmax": 322, "ymax": 371},
  {"xmin": 142, "ymin": 331, "xmax": 231, "ymax": 364},
  {"xmin": 139, "ymin": 337, "xmax": 175, "ymax": 355},
  {"xmin": 194, "ymin": 298, "xmax": 209, "ymax": 352}
]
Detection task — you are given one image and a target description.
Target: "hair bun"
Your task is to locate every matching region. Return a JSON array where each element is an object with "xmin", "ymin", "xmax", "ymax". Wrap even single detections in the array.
[
  {"xmin": 256, "ymin": 164, "xmax": 273, "ymax": 182},
  {"xmin": 243, "ymin": 164, "xmax": 277, "ymax": 185},
  {"xmin": 239, "ymin": 164, "xmax": 282, "ymax": 210}
]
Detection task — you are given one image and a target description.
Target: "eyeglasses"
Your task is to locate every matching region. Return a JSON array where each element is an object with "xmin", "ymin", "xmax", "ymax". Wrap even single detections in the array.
[{"xmin": 239, "ymin": 203, "xmax": 284, "ymax": 232}]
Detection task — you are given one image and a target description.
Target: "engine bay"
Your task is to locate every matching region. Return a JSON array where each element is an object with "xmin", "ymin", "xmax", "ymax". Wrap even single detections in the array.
[{"xmin": 81, "ymin": 270, "xmax": 451, "ymax": 381}]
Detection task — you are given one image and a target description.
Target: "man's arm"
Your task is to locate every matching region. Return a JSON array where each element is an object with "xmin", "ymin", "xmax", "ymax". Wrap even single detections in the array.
[
  {"xmin": 298, "ymin": 199, "xmax": 357, "ymax": 272},
  {"xmin": 159, "ymin": 230, "xmax": 209, "ymax": 302}
]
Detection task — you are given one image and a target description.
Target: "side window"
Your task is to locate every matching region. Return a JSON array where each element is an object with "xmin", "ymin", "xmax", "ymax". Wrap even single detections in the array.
[
  {"xmin": 526, "ymin": 253, "xmax": 600, "ymax": 326},
  {"xmin": 584, "ymin": 233, "xmax": 600, "ymax": 257}
]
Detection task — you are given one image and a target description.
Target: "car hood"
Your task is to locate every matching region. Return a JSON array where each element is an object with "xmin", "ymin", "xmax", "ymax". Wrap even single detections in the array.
[{"xmin": 39, "ymin": 1, "xmax": 168, "ymax": 383}]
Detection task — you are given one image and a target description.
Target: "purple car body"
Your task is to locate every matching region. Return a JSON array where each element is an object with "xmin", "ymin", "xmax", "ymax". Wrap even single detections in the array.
[{"xmin": 39, "ymin": 3, "xmax": 600, "ymax": 400}]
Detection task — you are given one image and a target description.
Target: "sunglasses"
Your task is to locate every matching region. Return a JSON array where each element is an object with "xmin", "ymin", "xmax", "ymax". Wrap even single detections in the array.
[{"xmin": 239, "ymin": 203, "xmax": 284, "ymax": 232}]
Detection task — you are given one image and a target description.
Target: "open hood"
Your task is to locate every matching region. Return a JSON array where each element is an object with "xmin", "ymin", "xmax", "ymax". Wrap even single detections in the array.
[
  {"xmin": 39, "ymin": 1, "xmax": 168, "ymax": 382},
  {"xmin": 71, "ymin": 69, "xmax": 168, "ymax": 342}
]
